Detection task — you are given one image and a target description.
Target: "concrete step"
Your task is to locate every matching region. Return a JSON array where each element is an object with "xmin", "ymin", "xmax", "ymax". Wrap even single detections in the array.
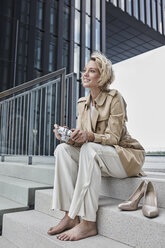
[
  {"xmin": 2, "ymin": 210, "xmax": 132, "ymax": 248},
  {"xmin": 0, "ymin": 237, "xmax": 18, "ymax": 248},
  {"xmin": 97, "ymin": 196, "xmax": 165, "ymax": 248},
  {"xmin": 0, "ymin": 196, "xmax": 28, "ymax": 232},
  {"xmin": 0, "ymin": 162, "xmax": 54, "ymax": 185},
  {"xmin": 143, "ymin": 163, "xmax": 165, "ymax": 173},
  {"xmin": 35, "ymin": 189, "xmax": 65, "ymax": 219},
  {"xmin": 100, "ymin": 175, "xmax": 165, "ymax": 208},
  {"xmin": 0, "ymin": 155, "xmax": 54, "ymax": 165},
  {"xmin": 34, "ymin": 176, "xmax": 165, "ymax": 217},
  {"xmin": 0, "ymin": 175, "xmax": 52, "ymax": 206}
]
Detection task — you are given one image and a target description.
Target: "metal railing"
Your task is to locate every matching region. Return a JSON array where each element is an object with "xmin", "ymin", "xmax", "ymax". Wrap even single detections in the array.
[{"xmin": 0, "ymin": 68, "xmax": 77, "ymax": 163}]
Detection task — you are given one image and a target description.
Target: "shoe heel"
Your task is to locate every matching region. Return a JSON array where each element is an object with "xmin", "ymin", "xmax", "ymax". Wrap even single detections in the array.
[
  {"xmin": 142, "ymin": 181, "xmax": 159, "ymax": 218},
  {"xmin": 118, "ymin": 180, "xmax": 147, "ymax": 211}
]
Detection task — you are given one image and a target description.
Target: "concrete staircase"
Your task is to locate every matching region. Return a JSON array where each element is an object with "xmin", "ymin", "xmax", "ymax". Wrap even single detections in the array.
[
  {"xmin": 0, "ymin": 156, "xmax": 54, "ymax": 233},
  {"xmin": 0, "ymin": 156, "xmax": 165, "ymax": 247}
]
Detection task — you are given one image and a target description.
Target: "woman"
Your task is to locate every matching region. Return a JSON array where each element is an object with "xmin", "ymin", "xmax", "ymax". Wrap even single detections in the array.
[{"xmin": 47, "ymin": 52, "xmax": 145, "ymax": 241}]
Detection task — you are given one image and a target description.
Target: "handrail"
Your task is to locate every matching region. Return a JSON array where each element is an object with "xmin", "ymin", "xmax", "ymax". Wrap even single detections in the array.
[
  {"xmin": 0, "ymin": 68, "xmax": 66, "ymax": 100},
  {"xmin": 0, "ymin": 69, "xmax": 77, "ymax": 162}
]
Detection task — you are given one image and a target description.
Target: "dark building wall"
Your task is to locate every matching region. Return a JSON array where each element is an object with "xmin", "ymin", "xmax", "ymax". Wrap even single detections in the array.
[{"xmin": 0, "ymin": 0, "xmax": 105, "ymax": 94}]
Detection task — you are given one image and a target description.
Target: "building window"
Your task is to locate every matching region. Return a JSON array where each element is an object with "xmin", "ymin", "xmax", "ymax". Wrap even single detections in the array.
[
  {"xmin": 74, "ymin": 10, "xmax": 80, "ymax": 44},
  {"xmin": 85, "ymin": 15, "xmax": 91, "ymax": 48},
  {"xmin": 118, "ymin": 0, "xmax": 125, "ymax": 11},
  {"xmin": 50, "ymin": 0, "xmax": 58, "ymax": 35},
  {"xmin": 20, "ymin": 0, "xmax": 30, "ymax": 24},
  {"xmin": 36, "ymin": 0, "xmax": 45, "ymax": 30},
  {"xmin": 86, "ymin": 0, "xmax": 91, "ymax": 16},
  {"xmin": 96, "ymin": 19, "xmax": 100, "ymax": 51},
  {"xmin": 49, "ymin": 36, "xmax": 57, "ymax": 72},
  {"xmin": 34, "ymin": 31, "xmax": 43, "ymax": 70},
  {"xmin": 62, "ymin": 40, "xmax": 69, "ymax": 71},
  {"xmin": 152, "ymin": 0, "xmax": 157, "ymax": 30},
  {"xmin": 140, "ymin": 0, "xmax": 145, "ymax": 23},
  {"xmin": 74, "ymin": 44, "xmax": 80, "ymax": 76},
  {"xmin": 75, "ymin": 0, "xmax": 81, "ymax": 10},
  {"xmin": 85, "ymin": 48, "xmax": 91, "ymax": 64},
  {"xmin": 133, "ymin": 0, "xmax": 139, "ymax": 19},
  {"xmin": 96, "ymin": 0, "xmax": 100, "ymax": 19},
  {"xmin": 126, "ymin": 0, "xmax": 132, "ymax": 15},
  {"xmin": 157, "ymin": 0, "xmax": 162, "ymax": 33},
  {"xmin": 63, "ymin": 5, "xmax": 70, "ymax": 40},
  {"xmin": 111, "ymin": 0, "xmax": 117, "ymax": 7}
]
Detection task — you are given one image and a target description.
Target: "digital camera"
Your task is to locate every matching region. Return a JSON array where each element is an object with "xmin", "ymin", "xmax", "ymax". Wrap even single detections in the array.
[{"xmin": 57, "ymin": 126, "xmax": 72, "ymax": 142}]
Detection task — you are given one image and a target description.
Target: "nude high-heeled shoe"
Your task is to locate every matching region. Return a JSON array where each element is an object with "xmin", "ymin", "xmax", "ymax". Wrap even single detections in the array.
[
  {"xmin": 142, "ymin": 181, "xmax": 159, "ymax": 218},
  {"xmin": 118, "ymin": 180, "xmax": 147, "ymax": 211}
]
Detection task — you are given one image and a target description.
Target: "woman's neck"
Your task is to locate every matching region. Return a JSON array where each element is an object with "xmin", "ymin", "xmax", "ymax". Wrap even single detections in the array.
[{"xmin": 90, "ymin": 88, "xmax": 101, "ymax": 106}]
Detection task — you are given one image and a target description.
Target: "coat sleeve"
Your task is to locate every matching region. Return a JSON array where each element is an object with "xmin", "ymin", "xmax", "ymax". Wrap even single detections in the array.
[{"xmin": 93, "ymin": 93, "xmax": 126, "ymax": 145}]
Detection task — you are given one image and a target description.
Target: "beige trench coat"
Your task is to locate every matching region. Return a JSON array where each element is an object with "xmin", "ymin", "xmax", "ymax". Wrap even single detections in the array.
[{"xmin": 76, "ymin": 89, "xmax": 145, "ymax": 177}]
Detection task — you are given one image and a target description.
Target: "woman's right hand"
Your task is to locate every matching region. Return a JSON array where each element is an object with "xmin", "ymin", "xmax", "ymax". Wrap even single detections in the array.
[{"xmin": 53, "ymin": 124, "xmax": 61, "ymax": 140}]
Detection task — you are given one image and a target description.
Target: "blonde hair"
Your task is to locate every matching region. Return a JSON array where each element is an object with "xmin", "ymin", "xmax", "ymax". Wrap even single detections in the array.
[{"xmin": 90, "ymin": 51, "xmax": 115, "ymax": 91}]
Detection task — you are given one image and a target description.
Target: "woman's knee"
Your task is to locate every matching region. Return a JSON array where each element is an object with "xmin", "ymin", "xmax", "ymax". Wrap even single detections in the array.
[{"xmin": 54, "ymin": 143, "xmax": 70, "ymax": 156}]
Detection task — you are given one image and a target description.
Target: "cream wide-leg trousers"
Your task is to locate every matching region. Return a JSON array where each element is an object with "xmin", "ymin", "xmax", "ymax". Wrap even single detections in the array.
[{"xmin": 51, "ymin": 142, "xmax": 127, "ymax": 222}]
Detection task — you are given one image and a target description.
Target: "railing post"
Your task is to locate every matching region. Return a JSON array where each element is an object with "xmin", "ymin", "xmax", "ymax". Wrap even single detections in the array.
[
  {"xmin": 28, "ymin": 155, "xmax": 32, "ymax": 165},
  {"xmin": 28, "ymin": 92, "xmax": 34, "ymax": 164},
  {"xmin": 1, "ymin": 155, "xmax": 5, "ymax": 162},
  {"xmin": 60, "ymin": 68, "xmax": 66, "ymax": 126}
]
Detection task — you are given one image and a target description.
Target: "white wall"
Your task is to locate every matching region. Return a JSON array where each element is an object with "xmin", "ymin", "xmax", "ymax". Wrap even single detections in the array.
[{"xmin": 112, "ymin": 45, "xmax": 165, "ymax": 152}]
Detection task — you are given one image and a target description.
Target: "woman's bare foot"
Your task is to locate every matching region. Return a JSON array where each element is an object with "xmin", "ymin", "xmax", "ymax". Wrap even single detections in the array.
[
  {"xmin": 47, "ymin": 213, "xmax": 80, "ymax": 235},
  {"xmin": 56, "ymin": 220, "xmax": 97, "ymax": 241}
]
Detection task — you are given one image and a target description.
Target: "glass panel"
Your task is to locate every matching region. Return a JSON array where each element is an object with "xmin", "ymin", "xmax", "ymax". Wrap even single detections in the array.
[
  {"xmin": 119, "ymin": 0, "xmax": 125, "ymax": 11},
  {"xmin": 158, "ymin": 0, "xmax": 162, "ymax": 33},
  {"xmin": 152, "ymin": 0, "xmax": 157, "ymax": 30},
  {"xmin": 85, "ymin": 48, "xmax": 91, "ymax": 65},
  {"xmin": 126, "ymin": 0, "xmax": 132, "ymax": 15},
  {"xmin": 64, "ymin": 0, "xmax": 70, "ymax": 5},
  {"xmin": 63, "ymin": 5, "xmax": 70, "ymax": 39},
  {"xmin": 96, "ymin": 0, "xmax": 100, "ymax": 19},
  {"xmin": 34, "ymin": 31, "xmax": 43, "ymax": 69},
  {"xmin": 140, "ymin": 0, "xmax": 145, "ymax": 23},
  {"xmin": 0, "ymin": 0, "xmax": 13, "ymax": 18},
  {"xmin": 49, "ymin": 36, "xmax": 57, "ymax": 71},
  {"xmin": 95, "ymin": 20, "xmax": 100, "ymax": 51},
  {"xmin": 85, "ymin": 15, "xmax": 91, "ymax": 48},
  {"xmin": 62, "ymin": 40, "xmax": 69, "ymax": 72},
  {"xmin": 75, "ymin": 0, "xmax": 81, "ymax": 10},
  {"xmin": 20, "ymin": 0, "xmax": 30, "ymax": 24},
  {"xmin": 36, "ymin": 0, "xmax": 44, "ymax": 30},
  {"xmin": 50, "ymin": 0, "xmax": 58, "ymax": 35},
  {"xmin": 111, "ymin": 0, "xmax": 117, "ymax": 7},
  {"xmin": 133, "ymin": 0, "xmax": 139, "ymax": 19},
  {"xmin": 74, "ymin": 10, "xmax": 80, "ymax": 44},
  {"xmin": 74, "ymin": 44, "xmax": 80, "ymax": 76},
  {"xmin": 86, "ymin": 0, "xmax": 91, "ymax": 16}
]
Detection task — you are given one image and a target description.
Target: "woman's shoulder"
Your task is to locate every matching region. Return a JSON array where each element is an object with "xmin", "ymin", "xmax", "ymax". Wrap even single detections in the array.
[{"xmin": 77, "ymin": 96, "xmax": 87, "ymax": 103}]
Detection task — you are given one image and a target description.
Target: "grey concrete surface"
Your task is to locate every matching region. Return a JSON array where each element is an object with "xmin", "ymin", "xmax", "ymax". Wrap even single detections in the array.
[
  {"xmin": 2, "ymin": 210, "xmax": 133, "ymax": 248},
  {"xmin": 0, "ymin": 237, "xmax": 18, "ymax": 248},
  {"xmin": 97, "ymin": 196, "xmax": 165, "ymax": 248},
  {"xmin": 100, "ymin": 176, "xmax": 165, "ymax": 208},
  {"xmin": 0, "ymin": 196, "xmax": 28, "ymax": 230},
  {"xmin": 0, "ymin": 163, "xmax": 54, "ymax": 185},
  {"xmin": 0, "ymin": 175, "xmax": 52, "ymax": 205}
]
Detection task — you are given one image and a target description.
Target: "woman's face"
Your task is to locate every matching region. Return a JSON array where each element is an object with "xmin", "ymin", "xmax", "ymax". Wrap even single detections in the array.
[{"xmin": 82, "ymin": 60, "xmax": 100, "ymax": 90}]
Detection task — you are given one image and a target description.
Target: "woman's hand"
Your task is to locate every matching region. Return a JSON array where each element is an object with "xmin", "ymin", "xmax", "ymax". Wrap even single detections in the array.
[
  {"xmin": 53, "ymin": 124, "xmax": 61, "ymax": 140},
  {"xmin": 70, "ymin": 129, "xmax": 88, "ymax": 144}
]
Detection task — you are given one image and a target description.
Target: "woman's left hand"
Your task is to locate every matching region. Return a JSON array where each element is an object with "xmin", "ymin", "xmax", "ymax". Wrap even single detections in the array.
[{"xmin": 70, "ymin": 129, "xmax": 88, "ymax": 144}]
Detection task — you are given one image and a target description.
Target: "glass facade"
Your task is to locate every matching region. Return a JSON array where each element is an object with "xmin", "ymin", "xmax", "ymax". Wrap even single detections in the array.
[
  {"xmin": 0, "ymin": 0, "xmax": 104, "ymax": 95},
  {"xmin": 107, "ymin": 0, "xmax": 165, "ymax": 35},
  {"xmin": 0, "ymin": 0, "xmax": 164, "ymax": 94}
]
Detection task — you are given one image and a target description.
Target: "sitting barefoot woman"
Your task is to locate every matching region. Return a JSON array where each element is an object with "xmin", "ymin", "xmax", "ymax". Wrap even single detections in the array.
[{"xmin": 48, "ymin": 52, "xmax": 145, "ymax": 241}]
